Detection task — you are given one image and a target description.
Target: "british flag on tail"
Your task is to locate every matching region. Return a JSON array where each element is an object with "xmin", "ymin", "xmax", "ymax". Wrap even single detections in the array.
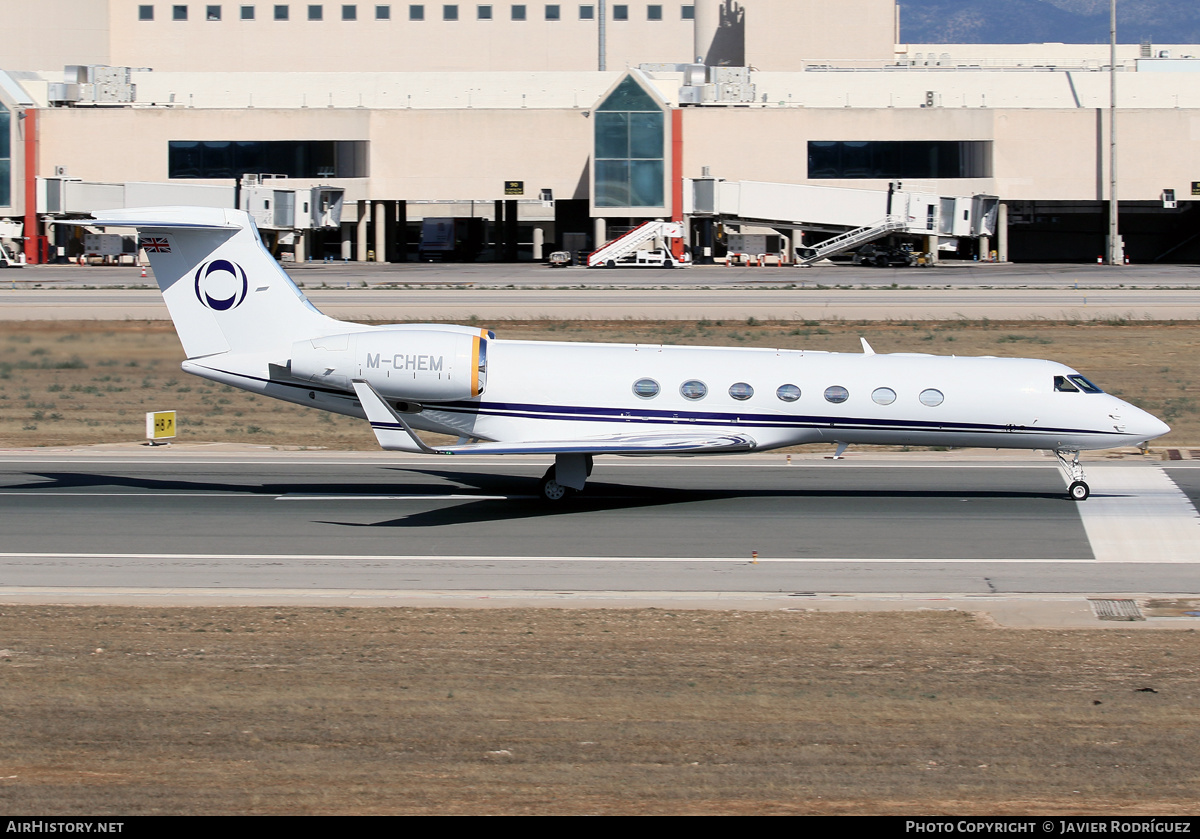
[{"xmin": 140, "ymin": 236, "xmax": 172, "ymax": 253}]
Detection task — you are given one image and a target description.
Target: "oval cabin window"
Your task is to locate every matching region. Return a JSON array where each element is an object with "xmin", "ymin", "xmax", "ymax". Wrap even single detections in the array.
[
  {"xmin": 632, "ymin": 378, "xmax": 660, "ymax": 398},
  {"xmin": 728, "ymin": 382, "xmax": 754, "ymax": 401},
  {"xmin": 680, "ymin": 380, "xmax": 708, "ymax": 400},
  {"xmin": 872, "ymin": 387, "xmax": 897, "ymax": 405},
  {"xmin": 920, "ymin": 388, "xmax": 945, "ymax": 407},
  {"xmin": 776, "ymin": 384, "xmax": 801, "ymax": 403},
  {"xmin": 824, "ymin": 385, "xmax": 849, "ymax": 404}
]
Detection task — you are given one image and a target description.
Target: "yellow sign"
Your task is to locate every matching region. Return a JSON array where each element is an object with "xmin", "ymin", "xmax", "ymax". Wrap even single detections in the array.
[
  {"xmin": 504, "ymin": 180, "xmax": 524, "ymax": 196},
  {"xmin": 146, "ymin": 410, "xmax": 177, "ymax": 441}
]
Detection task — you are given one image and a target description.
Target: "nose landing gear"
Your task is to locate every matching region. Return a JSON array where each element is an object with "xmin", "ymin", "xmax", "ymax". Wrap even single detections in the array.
[{"xmin": 1055, "ymin": 450, "xmax": 1090, "ymax": 501}]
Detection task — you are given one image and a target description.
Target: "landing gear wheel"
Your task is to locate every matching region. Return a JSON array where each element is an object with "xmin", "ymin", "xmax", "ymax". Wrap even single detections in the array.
[
  {"xmin": 1068, "ymin": 481, "xmax": 1090, "ymax": 502},
  {"xmin": 539, "ymin": 466, "xmax": 573, "ymax": 503},
  {"xmin": 540, "ymin": 476, "xmax": 569, "ymax": 502}
]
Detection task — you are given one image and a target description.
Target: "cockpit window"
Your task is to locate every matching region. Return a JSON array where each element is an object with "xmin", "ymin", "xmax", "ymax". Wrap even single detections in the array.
[
  {"xmin": 1054, "ymin": 375, "xmax": 1080, "ymax": 393},
  {"xmin": 1069, "ymin": 375, "xmax": 1103, "ymax": 393}
]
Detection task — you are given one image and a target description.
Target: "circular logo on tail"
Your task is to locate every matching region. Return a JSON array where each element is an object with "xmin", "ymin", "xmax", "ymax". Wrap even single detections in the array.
[{"xmin": 194, "ymin": 259, "xmax": 249, "ymax": 311}]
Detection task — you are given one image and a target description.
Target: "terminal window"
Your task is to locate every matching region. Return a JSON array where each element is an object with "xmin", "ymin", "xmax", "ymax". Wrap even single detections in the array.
[
  {"xmin": 647, "ymin": 4, "xmax": 661, "ymax": 20},
  {"xmin": 477, "ymin": 4, "xmax": 491, "ymax": 19},
  {"xmin": 594, "ymin": 76, "xmax": 665, "ymax": 208},
  {"xmin": 241, "ymin": 5, "xmax": 255, "ymax": 18},
  {"xmin": 511, "ymin": 4, "xmax": 525, "ymax": 19},
  {"xmin": 173, "ymin": 5, "xmax": 188, "ymax": 20},
  {"xmin": 343, "ymin": 4, "xmax": 356, "ymax": 18},
  {"xmin": 612, "ymin": 5, "xmax": 627, "ymax": 21},
  {"xmin": 275, "ymin": 4, "xmax": 289, "ymax": 18},
  {"xmin": 169, "ymin": 140, "xmax": 369, "ymax": 179},
  {"xmin": 308, "ymin": 3, "xmax": 322, "ymax": 18},
  {"xmin": 578, "ymin": 4, "xmax": 593, "ymax": 19},
  {"xmin": 681, "ymin": 4, "xmax": 693, "ymax": 19},
  {"xmin": 207, "ymin": 4, "xmax": 221, "ymax": 19},
  {"xmin": 376, "ymin": 4, "xmax": 390, "ymax": 18},
  {"xmin": 0, "ymin": 103, "xmax": 10, "ymax": 207},
  {"xmin": 138, "ymin": 5, "xmax": 154, "ymax": 20},
  {"xmin": 545, "ymin": 4, "xmax": 559, "ymax": 20},
  {"xmin": 443, "ymin": 4, "xmax": 457, "ymax": 18},
  {"xmin": 409, "ymin": 3, "xmax": 423, "ymax": 18},
  {"xmin": 807, "ymin": 141, "xmax": 993, "ymax": 179}
]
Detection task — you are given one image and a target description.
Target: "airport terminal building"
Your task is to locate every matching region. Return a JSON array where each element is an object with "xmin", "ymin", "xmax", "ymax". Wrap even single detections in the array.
[{"xmin": 2, "ymin": 0, "xmax": 1200, "ymax": 264}]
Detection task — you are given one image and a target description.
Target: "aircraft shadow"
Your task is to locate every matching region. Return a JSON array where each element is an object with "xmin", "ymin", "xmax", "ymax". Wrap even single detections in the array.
[{"xmin": 317, "ymin": 467, "xmax": 1075, "ymax": 529}]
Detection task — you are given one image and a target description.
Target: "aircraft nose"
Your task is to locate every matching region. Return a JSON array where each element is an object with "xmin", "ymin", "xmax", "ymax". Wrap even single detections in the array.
[{"xmin": 1127, "ymin": 405, "xmax": 1170, "ymax": 442}]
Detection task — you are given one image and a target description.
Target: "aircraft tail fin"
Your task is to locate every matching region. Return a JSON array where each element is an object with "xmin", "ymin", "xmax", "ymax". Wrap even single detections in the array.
[{"xmin": 77, "ymin": 207, "xmax": 344, "ymax": 359}]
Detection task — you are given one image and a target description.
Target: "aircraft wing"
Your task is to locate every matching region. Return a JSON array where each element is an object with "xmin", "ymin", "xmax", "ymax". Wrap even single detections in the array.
[{"xmin": 352, "ymin": 380, "xmax": 757, "ymax": 456}]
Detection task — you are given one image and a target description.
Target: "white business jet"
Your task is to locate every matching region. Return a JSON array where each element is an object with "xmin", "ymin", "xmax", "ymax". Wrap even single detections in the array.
[{"xmin": 75, "ymin": 207, "xmax": 1169, "ymax": 502}]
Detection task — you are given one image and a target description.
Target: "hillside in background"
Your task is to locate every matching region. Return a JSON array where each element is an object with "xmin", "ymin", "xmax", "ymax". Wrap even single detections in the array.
[{"xmin": 899, "ymin": 0, "xmax": 1200, "ymax": 44}]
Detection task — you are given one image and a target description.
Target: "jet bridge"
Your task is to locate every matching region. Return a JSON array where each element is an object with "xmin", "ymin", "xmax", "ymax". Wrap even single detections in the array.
[{"xmin": 687, "ymin": 178, "xmax": 998, "ymax": 264}]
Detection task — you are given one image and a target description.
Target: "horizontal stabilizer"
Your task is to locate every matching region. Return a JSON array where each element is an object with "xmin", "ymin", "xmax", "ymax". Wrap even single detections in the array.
[
  {"xmin": 56, "ymin": 207, "xmax": 239, "ymax": 230},
  {"xmin": 352, "ymin": 380, "xmax": 758, "ymax": 456}
]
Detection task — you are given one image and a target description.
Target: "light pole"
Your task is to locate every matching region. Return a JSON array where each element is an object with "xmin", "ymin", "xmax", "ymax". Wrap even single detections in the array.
[
  {"xmin": 598, "ymin": 0, "xmax": 606, "ymax": 71},
  {"xmin": 1108, "ymin": 0, "xmax": 1122, "ymax": 265}
]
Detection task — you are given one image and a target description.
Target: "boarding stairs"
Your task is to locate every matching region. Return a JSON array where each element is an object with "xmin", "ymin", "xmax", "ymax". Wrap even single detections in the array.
[
  {"xmin": 587, "ymin": 220, "xmax": 683, "ymax": 267},
  {"xmin": 795, "ymin": 215, "xmax": 908, "ymax": 266}
]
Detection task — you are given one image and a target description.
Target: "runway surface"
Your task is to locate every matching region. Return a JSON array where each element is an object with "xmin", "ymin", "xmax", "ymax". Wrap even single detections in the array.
[
  {"xmin": 1, "ymin": 286, "xmax": 1198, "ymax": 321},
  {"xmin": 1, "ymin": 452, "xmax": 1197, "ymax": 606}
]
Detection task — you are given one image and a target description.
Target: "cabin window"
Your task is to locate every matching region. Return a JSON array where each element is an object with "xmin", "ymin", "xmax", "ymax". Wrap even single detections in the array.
[
  {"xmin": 871, "ymin": 387, "xmax": 896, "ymax": 405},
  {"xmin": 1069, "ymin": 375, "xmax": 1103, "ymax": 393},
  {"xmin": 776, "ymin": 384, "xmax": 800, "ymax": 403},
  {"xmin": 824, "ymin": 385, "xmax": 849, "ymax": 404},
  {"xmin": 680, "ymin": 380, "xmax": 707, "ymax": 400},
  {"xmin": 632, "ymin": 378, "xmax": 660, "ymax": 399},
  {"xmin": 920, "ymin": 388, "xmax": 945, "ymax": 407},
  {"xmin": 728, "ymin": 382, "xmax": 753, "ymax": 401}
]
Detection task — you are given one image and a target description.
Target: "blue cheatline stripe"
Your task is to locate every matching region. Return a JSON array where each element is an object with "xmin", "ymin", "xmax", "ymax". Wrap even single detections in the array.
[
  {"xmin": 200, "ymin": 365, "xmax": 1123, "ymax": 439},
  {"xmin": 425, "ymin": 399, "xmax": 1121, "ymax": 438}
]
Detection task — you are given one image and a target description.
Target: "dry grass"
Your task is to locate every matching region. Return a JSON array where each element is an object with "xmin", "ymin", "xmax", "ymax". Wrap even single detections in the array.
[
  {"xmin": 0, "ymin": 319, "xmax": 1196, "ymax": 449},
  {"xmin": 0, "ymin": 606, "xmax": 1196, "ymax": 815}
]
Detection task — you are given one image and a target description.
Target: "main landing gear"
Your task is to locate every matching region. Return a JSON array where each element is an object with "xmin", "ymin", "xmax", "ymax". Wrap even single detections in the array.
[
  {"xmin": 1055, "ymin": 450, "xmax": 1090, "ymax": 501},
  {"xmin": 538, "ymin": 453, "xmax": 594, "ymax": 502}
]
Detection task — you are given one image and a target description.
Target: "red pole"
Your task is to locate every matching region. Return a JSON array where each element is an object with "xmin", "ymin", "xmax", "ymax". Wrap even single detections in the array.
[
  {"xmin": 23, "ymin": 108, "xmax": 39, "ymax": 264},
  {"xmin": 671, "ymin": 108, "xmax": 684, "ymax": 261}
]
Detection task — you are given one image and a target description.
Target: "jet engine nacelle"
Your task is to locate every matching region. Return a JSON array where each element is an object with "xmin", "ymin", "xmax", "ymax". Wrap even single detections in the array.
[{"xmin": 291, "ymin": 328, "xmax": 487, "ymax": 401}]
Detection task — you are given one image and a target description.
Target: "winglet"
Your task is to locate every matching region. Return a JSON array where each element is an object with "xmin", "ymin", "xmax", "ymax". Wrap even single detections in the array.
[
  {"xmin": 860, "ymin": 337, "xmax": 875, "ymax": 355},
  {"xmin": 352, "ymin": 379, "xmax": 447, "ymax": 454}
]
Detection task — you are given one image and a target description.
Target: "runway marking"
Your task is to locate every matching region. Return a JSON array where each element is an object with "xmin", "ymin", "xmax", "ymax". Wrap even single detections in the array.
[
  {"xmin": 0, "ymin": 492, "xmax": 248, "ymax": 497},
  {"xmin": 1077, "ymin": 466, "xmax": 1200, "ymax": 563},
  {"xmin": 276, "ymin": 494, "xmax": 530, "ymax": 501},
  {"xmin": 0, "ymin": 551, "xmax": 1140, "ymax": 564}
]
